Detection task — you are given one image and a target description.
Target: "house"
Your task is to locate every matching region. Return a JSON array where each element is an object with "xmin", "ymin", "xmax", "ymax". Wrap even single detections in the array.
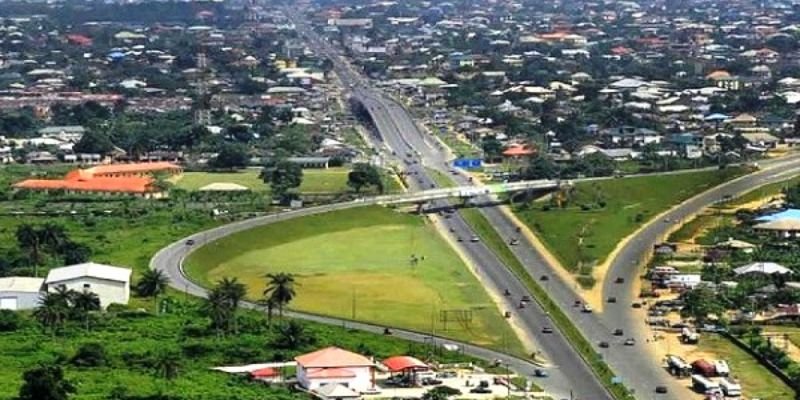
[
  {"xmin": 733, "ymin": 262, "xmax": 791, "ymax": 276},
  {"xmin": 714, "ymin": 238, "xmax": 757, "ymax": 253},
  {"xmin": 316, "ymin": 383, "xmax": 360, "ymax": 400},
  {"xmin": 601, "ymin": 126, "xmax": 661, "ymax": 147},
  {"xmin": 502, "ymin": 144, "xmax": 536, "ymax": 161},
  {"xmin": 13, "ymin": 162, "xmax": 181, "ymax": 197},
  {"xmin": 295, "ymin": 347, "xmax": 375, "ymax": 392},
  {"xmin": 0, "ymin": 277, "xmax": 44, "ymax": 310},
  {"xmin": 754, "ymin": 219, "xmax": 800, "ymax": 238},
  {"xmin": 45, "ymin": 262, "xmax": 132, "ymax": 308}
]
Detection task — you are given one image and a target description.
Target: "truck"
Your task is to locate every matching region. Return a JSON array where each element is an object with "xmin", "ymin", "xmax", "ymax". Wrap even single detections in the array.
[
  {"xmin": 712, "ymin": 360, "xmax": 729, "ymax": 377},
  {"xmin": 681, "ymin": 327, "xmax": 700, "ymax": 344},
  {"xmin": 691, "ymin": 359, "xmax": 716, "ymax": 377},
  {"xmin": 666, "ymin": 355, "xmax": 691, "ymax": 377},
  {"xmin": 719, "ymin": 377, "xmax": 741, "ymax": 396},
  {"xmin": 692, "ymin": 374, "xmax": 720, "ymax": 393}
]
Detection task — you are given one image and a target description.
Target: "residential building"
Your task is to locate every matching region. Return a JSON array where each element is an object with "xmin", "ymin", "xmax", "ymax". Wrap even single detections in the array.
[{"xmin": 44, "ymin": 262, "xmax": 132, "ymax": 308}]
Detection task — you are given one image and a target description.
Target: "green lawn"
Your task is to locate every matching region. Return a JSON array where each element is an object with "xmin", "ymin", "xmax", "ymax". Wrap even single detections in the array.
[
  {"xmin": 184, "ymin": 206, "xmax": 525, "ymax": 355},
  {"xmin": 725, "ymin": 176, "xmax": 800, "ymax": 207},
  {"xmin": 698, "ymin": 334, "xmax": 794, "ymax": 400},
  {"xmin": 175, "ymin": 168, "xmax": 401, "ymax": 194},
  {"xmin": 667, "ymin": 212, "xmax": 730, "ymax": 243},
  {"xmin": 514, "ymin": 168, "xmax": 745, "ymax": 274}
]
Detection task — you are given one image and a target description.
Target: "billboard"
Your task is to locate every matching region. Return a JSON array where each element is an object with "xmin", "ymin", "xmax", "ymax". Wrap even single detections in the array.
[{"xmin": 453, "ymin": 158, "xmax": 482, "ymax": 169}]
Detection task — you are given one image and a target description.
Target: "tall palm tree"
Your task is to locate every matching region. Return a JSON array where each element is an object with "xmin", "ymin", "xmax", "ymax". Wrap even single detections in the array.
[
  {"xmin": 16, "ymin": 224, "xmax": 42, "ymax": 276},
  {"xmin": 263, "ymin": 273, "xmax": 296, "ymax": 317},
  {"xmin": 33, "ymin": 289, "xmax": 71, "ymax": 336},
  {"xmin": 39, "ymin": 223, "xmax": 67, "ymax": 251},
  {"xmin": 202, "ymin": 286, "xmax": 231, "ymax": 337},
  {"xmin": 217, "ymin": 277, "xmax": 247, "ymax": 333},
  {"xmin": 71, "ymin": 290, "xmax": 100, "ymax": 331}
]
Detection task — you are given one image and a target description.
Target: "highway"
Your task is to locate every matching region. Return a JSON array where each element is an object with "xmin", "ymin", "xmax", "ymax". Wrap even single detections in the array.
[{"xmin": 285, "ymin": 7, "xmax": 613, "ymax": 400}]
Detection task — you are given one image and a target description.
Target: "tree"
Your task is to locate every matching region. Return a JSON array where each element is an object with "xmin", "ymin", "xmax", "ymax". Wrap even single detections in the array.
[
  {"xmin": 681, "ymin": 286, "xmax": 725, "ymax": 323},
  {"xmin": 209, "ymin": 143, "xmax": 248, "ymax": 170},
  {"xmin": 263, "ymin": 160, "xmax": 303, "ymax": 200},
  {"xmin": 33, "ymin": 289, "xmax": 72, "ymax": 336},
  {"xmin": 73, "ymin": 130, "xmax": 115, "ymax": 155},
  {"xmin": 0, "ymin": 309, "xmax": 21, "ymax": 332},
  {"xmin": 263, "ymin": 273, "xmax": 296, "ymax": 317},
  {"xmin": 520, "ymin": 155, "xmax": 560, "ymax": 180},
  {"xmin": 272, "ymin": 320, "xmax": 316, "ymax": 350},
  {"xmin": 59, "ymin": 242, "xmax": 92, "ymax": 265},
  {"xmin": 203, "ymin": 286, "xmax": 232, "ymax": 336},
  {"xmin": 71, "ymin": 290, "xmax": 100, "ymax": 331},
  {"xmin": 16, "ymin": 224, "xmax": 42, "ymax": 273},
  {"xmin": 18, "ymin": 365, "xmax": 75, "ymax": 400},
  {"xmin": 422, "ymin": 386, "xmax": 462, "ymax": 400},
  {"xmin": 135, "ymin": 269, "xmax": 170, "ymax": 299},
  {"xmin": 217, "ymin": 277, "xmax": 247, "ymax": 333},
  {"xmin": 71, "ymin": 343, "xmax": 108, "ymax": 367},
  {"xmin": 481, "ymin": 137, "xmax": 503, "ymax": 162},
  {"xmin": 347, "ymin": 163, "xmax": 384, "ymax": 193},
  {"xmin": 151, "ymin": 351, "xmax": 180, "ymax": 381}
]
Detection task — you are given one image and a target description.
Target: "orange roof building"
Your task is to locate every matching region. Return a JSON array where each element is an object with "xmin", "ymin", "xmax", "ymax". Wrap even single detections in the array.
[
  {"xmin": 295, "ymin": 347, "xmax": 375, "ymax": 392},
  {"xmin": 502, "ymin": 144, "xmax": 537, "ymax": 158},
  {"xmin": 12, "ymin": 162, "xmax": 181, "ymax": 197},
  {"xmin": 382, "ymin": 356, "xmax": 429, "ymax": 373}
]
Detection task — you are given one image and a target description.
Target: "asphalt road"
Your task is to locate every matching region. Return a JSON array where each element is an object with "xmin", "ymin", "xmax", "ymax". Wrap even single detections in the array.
[{"xmin": 287, "ymin": 11, "xmax": 615, "ymax": 400}]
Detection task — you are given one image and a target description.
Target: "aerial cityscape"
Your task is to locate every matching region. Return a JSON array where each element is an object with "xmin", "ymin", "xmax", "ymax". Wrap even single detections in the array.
[{"xmin": 3, "ymin": 0, "xmax": 800, "ymax": 399}]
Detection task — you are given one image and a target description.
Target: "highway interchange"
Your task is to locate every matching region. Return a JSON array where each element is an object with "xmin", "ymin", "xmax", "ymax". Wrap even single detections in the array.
[{"xmin": 150, "ymin": 7, "xmax": 800, "ymax": 400}]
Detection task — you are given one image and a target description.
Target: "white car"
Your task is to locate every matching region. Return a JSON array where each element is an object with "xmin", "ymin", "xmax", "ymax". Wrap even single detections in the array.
[{"xmin": 582, "ymin": 304, "xmax": 593, "ymax": 313}]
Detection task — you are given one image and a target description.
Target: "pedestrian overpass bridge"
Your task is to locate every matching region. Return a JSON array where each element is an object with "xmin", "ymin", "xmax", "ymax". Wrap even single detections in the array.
[{"xmin": 371, "ymin": 179, "xmax": 569, "ymax": 205}]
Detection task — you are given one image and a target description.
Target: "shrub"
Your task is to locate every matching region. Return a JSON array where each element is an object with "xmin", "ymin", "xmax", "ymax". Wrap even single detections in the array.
[
  {"xmin": 576, "ymin": 275, "xmax": 596, "ymax": 289},
  {"xmin": 71, "ymin": 343, "xmax": 108, "ymax": 367},
  {"xmin": 0, "ymin": 309, "xmax": 22, "ymax": 332}
]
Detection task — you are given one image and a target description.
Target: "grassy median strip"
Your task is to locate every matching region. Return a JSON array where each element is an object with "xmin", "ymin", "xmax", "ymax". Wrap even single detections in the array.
[{"xmin": 458, "ymin": 206, "xmax": 632, "ymax": 399}]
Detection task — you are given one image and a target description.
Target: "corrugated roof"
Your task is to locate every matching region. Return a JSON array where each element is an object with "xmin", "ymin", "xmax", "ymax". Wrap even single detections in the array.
[
  {"xmin": 0, "ymin": 277, "xmax": 44, "ymax": 293},
  {"xmin": 14, "ymin": 176, "xmax": 154, "ymax": 193},
  {"xmin": 46, "ymin": 262, "xmax": 131, "ymax": 284}
]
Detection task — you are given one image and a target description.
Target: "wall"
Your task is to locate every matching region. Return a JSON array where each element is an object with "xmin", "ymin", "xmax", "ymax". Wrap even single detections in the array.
[
  {"xmin": 47, "ymin": 277, "xmax": 129, "ymax": 308},
  {"xmin": 0, "ymin": 291, "xmax": 40, "ymax": 310}
]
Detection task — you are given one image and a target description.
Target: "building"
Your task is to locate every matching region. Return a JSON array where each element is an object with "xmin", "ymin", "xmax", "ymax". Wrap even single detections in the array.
[
  {"xmin": 295, "ymin": 347, "xmax": 375, "ymax": 392},
  {"xmin": 733, "ymin": 262, "xmax": 791, "ymax": 276},
  {"xmin": 13, "ymin": 162, "xmax": 181, "ymax": 197},
  {"xmin": 45, "ymin": 262, "xmax": 131, "ymax": 308},
  {"xmin": 0, "ymin": 277, "xmax": 44, "ymax": 310}
]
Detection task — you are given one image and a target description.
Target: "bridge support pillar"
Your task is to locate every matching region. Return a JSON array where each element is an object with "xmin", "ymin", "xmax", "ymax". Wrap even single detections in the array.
[{"xmin": 415, "ymin": 202, "xmax": 426, "ymax": 214}]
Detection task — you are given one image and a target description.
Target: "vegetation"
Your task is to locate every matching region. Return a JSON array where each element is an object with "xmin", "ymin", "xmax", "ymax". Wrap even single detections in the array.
[
  {"xmin": 347, "ymin": 163, "xmax": 384, "ymax": 193},
  {"xmin": 184, "ymin": 206, "xmax": 525, "ymax": 354},
  {"xmin": 515, "ymin": 168, "xmax": 745, "ymax": 277}
]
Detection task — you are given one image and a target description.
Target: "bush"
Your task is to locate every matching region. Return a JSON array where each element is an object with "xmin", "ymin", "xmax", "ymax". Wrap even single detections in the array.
[
  {"xmin": 71, "ymin": 343, "xmax": 108, "ymax": 367},
  {"xmin": 0, "ymin": 309, "xmax": 22, "ymax": 332},
  {"xmin": 576, "ymin": 275, "xmax": 597, "ymax": 289},
  {"xmin": 181, "ymin": 341, "xmax": 215, "ymax": 359}
]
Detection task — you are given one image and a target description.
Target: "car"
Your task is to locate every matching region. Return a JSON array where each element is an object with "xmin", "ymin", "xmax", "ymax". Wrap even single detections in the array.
[
  {"xmin": 509, "ymin": 238, "xmax": 520, "ymax": 246},
  {"xmin": 470, "ymin": 387, "xmax": 492, "ymax": 394},
  {"xmin": 540, "ymin": 274, "xmax": 549, "ymax": 281},
  {"xmin": 632, "ymin": 302, "xmax": 642, "ymax": 308},
  {"xmin": 518, "ymin": 302, "xmax": 526, "ymax": 309},
  {"xmin": 624, "ymin": 338, "xmax": 636, "ymax": 346},
  {"xmin": 607, "ymin": 297, "xmax": 617, "ymax": 303},
  {"xmin": 655, "ymin": 386, "xmax": 668, "ymax": 394},
  {"xmin": 533, "ymin": 369, "xmax": 548, "ymax": 377},
  {"xmin": 574, "ymin": 300, "xmax": 582, "ymax": 307},
  {"xmin": 582, "ymin": 304, "xmax": 593, "ymax": 313},
  {"xmin": 421, "ymin": 378, "xmax": 442, "ymax": 385},
  {"xmin": 503, "ymin": 289, "xmax": 511, "ymax": 296},
  {"xmin": 599, "ymin": 341, "xmax": 610, "ymax": 348},
  {"xmin": 185, "ymin": 239, "xmax": 195, "ymax": 246},
  {"xmin": 470, "ymin": 236, "xmax": 480, "ymax": 242},
  {"xmin": 542, "ymin": 327, "xmax": 553, "ymax": 334},
  {"xmin": 449, "ymin": 227, "xmax": 456, "ymax": 233},
  {"xmin": 613, "ymin": 328, "xmax": 624, "ymax": 336},
  {"xmin": 457, "ymin": 236, "xmax": 464, "ymax": 242},
  {"xmin": 430, "ymin": 183, "xmax": 436, "ymax": 188},
  {"xmin": 615, "ymin": 277, "xmax": 625, "ymax": 284}
]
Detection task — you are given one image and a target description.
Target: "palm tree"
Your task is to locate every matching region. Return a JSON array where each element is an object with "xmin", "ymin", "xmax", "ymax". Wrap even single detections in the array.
[
  {"xmin": 39, "ymin": 223, "xmax": 67, "ymax": 251},
  {"xmin": 135, "ymin": 269, "xmax": 170, "ymax": 313},
  {"xmin": 202, "ymin": 286, "xmax": 231, "ymax": 337},
  {"xmin": 263, "ymin": 273, "xmax": 296, "ymax": 317},
  {"xmin": 259, "ymin": 297, "xmax": 278, "ymax": 325},
  {"xmin": 151, "ymin": 351, "xmax": 180, "ymax": 381},
  {"xmin": 33, "ymin": 289, "xmax": 71, "ymax": 336},
  {"xmin": 16, "ymin": 224, "xmax": 42, "ymax": 275},
  {"xmin": 71, "ymin": 290, "xmax": 100, "ymax": 331},
  {"xmin": 217, "ymin": 277, "xmax": 247, "ymax": 333},
  {"xmin": 273, "ymin": 320, "xmax": 316, "ymax": 350},
  {"xmin": 135, "ymin": 269, "xmax": 170, "ymax": 297}
]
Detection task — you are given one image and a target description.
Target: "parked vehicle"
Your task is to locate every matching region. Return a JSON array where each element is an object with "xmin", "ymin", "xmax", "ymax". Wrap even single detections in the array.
[
  {"xmin": 582, "ymin": 304, "xmax": 593, "ymax": 313},
  {"xmin": 681, "ymin": 327, "xmax": 700, "ymax": 344},
  {"xmin": 691, "ymin": 359, "xmax": 716, "ymax": 377},
  {"xmin": 712, "ymin": 360, "xmax": 729, "ymax": 377},
  {"xmin": 691, "ymin": 374, "xmax": 720, "ymax": 393},
  {"xmin": 719, "ymin": 377, "xmax": 741, "ymax": 396},
  {"xmin": 666, "ymin": 355, "xmax": 691, "ymax": 377}
]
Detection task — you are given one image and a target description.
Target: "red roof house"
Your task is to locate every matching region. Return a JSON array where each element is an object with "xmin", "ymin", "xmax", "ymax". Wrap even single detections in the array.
[
  {"xmin": 502, "ymin": 144, "xmax": 537, "ymax": 158},
  {"xmin": 295, "ymin": 347, "xmax": 375, "ymax": 392},
  {"xmin": 13, "ymin": 162, "xmax": 181, "ymax": 197}
]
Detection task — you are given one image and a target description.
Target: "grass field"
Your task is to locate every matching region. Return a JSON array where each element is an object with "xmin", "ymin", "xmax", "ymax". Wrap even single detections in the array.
[
  {"xmin": 184, "ymin": 206, "xmax": 525, "ymax": 354},
  {"xmin": 698, "ymin": 334, "xmax": 794, "ymax": 400},
  {"xmin": 667, "ymin": 212, "xmax": 731, "ymax": 243},
  {"xmin": 725, "ymin": 175, "xmax": 800, "ymax": 207},
  {"xmin": 174, "ymin": 168, "xmax": 401, "ymax": 194},
  {"xmin": 514, "ymin": 168, "xmax": 745, "ymax": 273}
]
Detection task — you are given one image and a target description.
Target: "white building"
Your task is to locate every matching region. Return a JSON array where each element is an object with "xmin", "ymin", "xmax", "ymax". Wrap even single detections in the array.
[
  {"xmin": 45, "ymin": 262, "xmax": 131, "ymax": 308},
  {"xmin": 0, "ymin": 277, "xmax": 44, "ymax": 310},
  {"xmin": 295, "ymin": 347, "xmax": 375, "ymax": 392}
]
